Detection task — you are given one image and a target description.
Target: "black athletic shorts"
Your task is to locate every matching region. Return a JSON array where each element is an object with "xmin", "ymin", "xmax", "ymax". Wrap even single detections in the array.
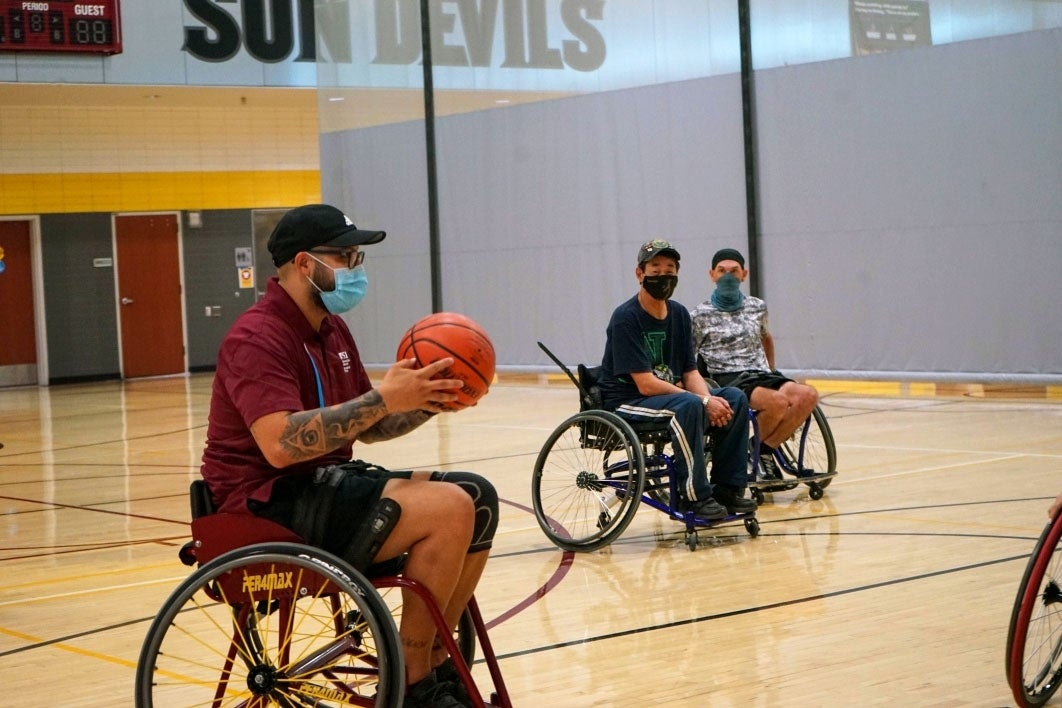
[
  {"xmin": 248, "ymin": 460, "xmax": 411, "ymax": 565},
  {"xmin": 711, "ymin": 370, "xmax": 794, "ymax": 398}
]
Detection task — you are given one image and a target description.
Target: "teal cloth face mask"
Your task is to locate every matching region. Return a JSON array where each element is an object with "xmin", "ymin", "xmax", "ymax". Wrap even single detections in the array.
[
  {"xmin": 307, "ymin": 256, "xmax": 368, "ymax": 314},
  {"xmin": 711, "ymin": 273, "xmax": 744, "ymax": 312}
]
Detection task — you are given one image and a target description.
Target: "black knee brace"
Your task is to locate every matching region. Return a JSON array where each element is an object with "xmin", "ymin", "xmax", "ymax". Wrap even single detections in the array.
[{"xmin": 430, "ymin": 471, "xmax": 498, "ymax": 553}]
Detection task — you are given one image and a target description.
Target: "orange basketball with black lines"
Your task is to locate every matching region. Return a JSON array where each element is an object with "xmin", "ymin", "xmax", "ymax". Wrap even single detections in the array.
[{"xmin": 396, "ymin": 312, "xmax": 496, "ymax": 409}]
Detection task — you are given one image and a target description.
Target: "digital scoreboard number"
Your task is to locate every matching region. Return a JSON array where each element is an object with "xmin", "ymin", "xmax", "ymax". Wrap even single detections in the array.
[{"xmin": 0, "ymin": 0, "xmax": 122, "ymax": 54}]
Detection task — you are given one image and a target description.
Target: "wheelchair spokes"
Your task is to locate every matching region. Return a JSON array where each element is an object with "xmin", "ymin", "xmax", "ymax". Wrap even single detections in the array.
[
  {"xmin": 532, "ymin": 411, "xmax": 646, "ymax": 551},
  {"xmin": 137, "ymin": 545, "xmax": 403, "ymax": 707},
  {"xmin": 774, "ymin": 407, "xmax": 836, "ymax": 480},
  {"xmin": 1007, "ymin": 513, "xmax": 1062, "ymax": 707}
]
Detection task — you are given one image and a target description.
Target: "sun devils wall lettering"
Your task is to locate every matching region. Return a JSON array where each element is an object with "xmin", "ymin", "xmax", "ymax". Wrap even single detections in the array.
[
  {"xmin": 374, "ymin": 0, "xmax": 605, "ymax": 70},
  {"xmin": 182, "ymin": 0, "xmax": 606, "ymax": 72}
]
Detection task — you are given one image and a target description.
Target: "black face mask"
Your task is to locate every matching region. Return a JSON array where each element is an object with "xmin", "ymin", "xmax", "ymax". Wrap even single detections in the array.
[{"xmin": 642, "ymin": 274, "xmax": 678, "ymax": 301}]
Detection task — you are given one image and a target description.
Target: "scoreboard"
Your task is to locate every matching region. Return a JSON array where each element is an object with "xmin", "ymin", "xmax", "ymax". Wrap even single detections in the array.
[{"xmin": 0, "ymin": 0, "xmax": 122, "ymax": 54}]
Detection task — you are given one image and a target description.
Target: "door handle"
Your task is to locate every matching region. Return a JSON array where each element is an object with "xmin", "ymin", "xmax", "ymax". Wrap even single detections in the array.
[{"xmin": 121, "ymin": 297, "xmax": 134, "ymax": 305}]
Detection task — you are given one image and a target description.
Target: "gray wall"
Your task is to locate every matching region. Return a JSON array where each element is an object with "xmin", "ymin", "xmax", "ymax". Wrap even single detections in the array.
[
  {"xmin": 754, "ymin": 29, "xmax": 1062, "ymax": 381},
  {"xmin": 325, "ymin": 28, "xmax": 1061, "ymax": 382},
  {"xmin": 324, "ymin": 73, "xmax": 748, "ymax": 371}
]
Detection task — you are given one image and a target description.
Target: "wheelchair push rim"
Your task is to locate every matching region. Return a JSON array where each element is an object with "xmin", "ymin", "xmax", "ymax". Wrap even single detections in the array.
[{"xmin": 135, "ymin": 542, "xmax": 404, "ymax": 708}]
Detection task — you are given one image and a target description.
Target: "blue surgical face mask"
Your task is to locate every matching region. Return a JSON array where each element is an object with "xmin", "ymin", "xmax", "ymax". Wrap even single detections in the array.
[{"xmin": 307, "ymin": 256, "xmax": 368, "ymax": 314}]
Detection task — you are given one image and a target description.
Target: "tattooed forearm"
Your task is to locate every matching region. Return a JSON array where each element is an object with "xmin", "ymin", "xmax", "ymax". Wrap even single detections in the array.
[
  {"xmin": 359, "ymin": 410, "xmax": 436, "ymax": 443},
  {"xmin": 278, "ymin": 390, "xmax": 388, "ymax": 462}
]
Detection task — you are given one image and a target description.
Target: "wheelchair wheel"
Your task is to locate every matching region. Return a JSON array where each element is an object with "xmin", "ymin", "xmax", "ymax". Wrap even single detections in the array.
[
  {"xmin": 532, "ymin": 410, "xmax": 646, "ymax": 552},
  {"xmin": 1007, "ymin": 512, "xmax": 1062, "ymax": 707},
  {"xmin": 136, "ymin": 542, "xmax": 403, "ymax": 707},
  {"xmin": 776, "ymin": 405, "xmax": 836, "ymax": 487}
]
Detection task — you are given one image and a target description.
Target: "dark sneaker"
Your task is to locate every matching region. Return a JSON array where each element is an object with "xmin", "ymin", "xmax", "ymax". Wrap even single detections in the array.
[
  {"xmin": 794, "ymin": 467, "xmax": 819, "ymax": 479},
  {"xmin": 713, "ymin": 485, "xmax": 757, "ymax": 514},
  {"xmin": 758, "ymin": 453, "xmax": 783, "ymax": 481},
  {"xmin": 405, "ymin": 673, "xmax": 465, "ymax": 708},
  {"xmin": 678, "ymin": 496, "xmax": 728, "ymax": 520},
  {"xmin": 434, "ymin": 657, "xmax": 475, "ymax": 706}
]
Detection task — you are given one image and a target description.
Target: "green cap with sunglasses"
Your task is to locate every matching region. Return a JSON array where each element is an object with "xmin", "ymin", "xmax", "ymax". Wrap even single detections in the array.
[
  {"xmin": 637, "ymin": 239, "xmax": 681, "ymax": 266},
  {"xmin": 268, "ymin": 204, "xmax": 386, "ymax": 267}
]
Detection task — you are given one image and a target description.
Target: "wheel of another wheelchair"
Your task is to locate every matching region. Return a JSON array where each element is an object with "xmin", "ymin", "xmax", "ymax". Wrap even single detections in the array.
[
  {"xmin": 135, "ymin": 542, "xmax": 404, "ymax": 708},
  {"xmin": 456, "ymin": 605, "xmax": 477, "ymax": 667},
  {"xmin": 744, "ymin": 517, "xmax": 760, "ymax": 537},
  {"xmin": 777, "ymin": 405, "xmax": 836, "ymax": 488},
  {"xmin": 1007, "ymin": 513, "xmax": 1062, "ymax": 707},
  {"xmin": 532, "ymin": 410, "xmax": 646, "ymax": 552},
  {"xmin": 751, "ymin": 487, "xmax": 765, "ymax": 505}
]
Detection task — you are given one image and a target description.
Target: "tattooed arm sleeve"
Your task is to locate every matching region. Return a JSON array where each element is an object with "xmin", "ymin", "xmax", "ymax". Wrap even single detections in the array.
[
  {"xmin": 276, "ymin": 390, "xmax": 389, "ymax": 463},
  {"xmin": 358, "ymin": 410, "xmax": 436, "ymax": 443}
]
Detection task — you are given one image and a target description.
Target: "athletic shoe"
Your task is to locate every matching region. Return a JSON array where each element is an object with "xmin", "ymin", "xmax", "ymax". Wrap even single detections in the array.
[
  {"xmin": 758, "ymin": 453, "xmax": 783, "ymax": 481},
  {"xmin": 678, "ymin": 496, "xmax": 728, "ymax": 520},
  {"xmin": 405, "ymin": 673, "xmax": 466, "ymax": 708},
  {"xmin": 713, "ymin": 485, "xmax": 757, "ymax": 514},
  {"xmin": 434, "ymin": 657, "xmax": 474, "ymax": 706}
]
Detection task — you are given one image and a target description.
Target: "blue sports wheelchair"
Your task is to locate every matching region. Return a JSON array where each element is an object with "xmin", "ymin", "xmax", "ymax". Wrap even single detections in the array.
[
  {"xmin": 531, "ymin": 343, "xmax": 760, "ymax": 552},
  {"xmin": 697, "ymin": 362, "xmax": 837, "ymax": 505}
]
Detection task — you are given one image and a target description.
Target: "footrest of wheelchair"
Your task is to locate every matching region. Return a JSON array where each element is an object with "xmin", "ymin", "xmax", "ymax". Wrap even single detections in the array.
[
  {"xmin": 751, "ymin": 471, "xmax": 836, "ymax": 490},
  {"xmin": 792, "ymin": 471, "xmax": 837, "ymax": 482},
  {"xmin": 688, "ymin": 510, "xmax": 756, "ymax": 527}
]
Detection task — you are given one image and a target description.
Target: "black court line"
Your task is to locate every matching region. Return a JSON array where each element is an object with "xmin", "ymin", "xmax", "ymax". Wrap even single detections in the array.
[
  {"xmin": 0, "ymin": 424, "xmax": 208, "ymax": 460},
  {"xmin": 0, "ymin": 494, "xmax": 184, "ymax": 525},
  {"xmin": 0, "ymin": 549, "xmax": 1031, "ymax": 664},
  {"xmin": 489, "ymin": 552, "xmax": 1031, "ymax": 662}
]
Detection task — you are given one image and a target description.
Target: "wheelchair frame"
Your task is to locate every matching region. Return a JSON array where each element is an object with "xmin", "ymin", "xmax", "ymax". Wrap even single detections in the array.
[
  {"xmin": 697, "ymin": 368, "xmax": 838, "ymax": 505},
  {"xmin": 1006, "ymin": 509, "xmax": 1062, "ymax": 707},
  {"xmin": 532, "ymin": 343, "xmax": 759, "ymax": 552},
  {"xmin": 745, "ymin": 402, "xmax": 837, "ymax": 504},
  {"xmin": 135, "ymin": 480, "xmax": 512, "ymax": 708}
]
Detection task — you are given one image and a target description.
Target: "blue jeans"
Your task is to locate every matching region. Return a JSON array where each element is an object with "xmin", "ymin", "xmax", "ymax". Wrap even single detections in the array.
[{"xmin": 614, "ymin": 387, "xmax": 749, "ymax": 502}]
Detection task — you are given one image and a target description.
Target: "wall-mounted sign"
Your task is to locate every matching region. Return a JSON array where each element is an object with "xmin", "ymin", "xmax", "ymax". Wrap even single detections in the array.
[{"xmin": 850, "ymin": 1, "xmax": 931, "ymax": 56}]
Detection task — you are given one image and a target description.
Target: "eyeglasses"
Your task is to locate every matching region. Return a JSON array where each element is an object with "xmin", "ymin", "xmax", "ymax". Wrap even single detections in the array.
[{"xmin": 310, "ymin": 247, "xmax": 364, "ymax": 269}]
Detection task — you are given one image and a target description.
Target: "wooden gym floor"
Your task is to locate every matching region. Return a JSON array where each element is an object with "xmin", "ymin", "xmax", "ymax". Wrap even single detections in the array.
[{"xmin": 1, "ymin": 373, "xmax": 1060, "ymax": 706}]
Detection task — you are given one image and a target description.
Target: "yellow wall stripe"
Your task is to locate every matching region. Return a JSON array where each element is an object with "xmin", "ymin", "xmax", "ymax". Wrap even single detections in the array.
[{"xmin": 0, "ymin": 170, "xmax": 321, "ymax": 214}]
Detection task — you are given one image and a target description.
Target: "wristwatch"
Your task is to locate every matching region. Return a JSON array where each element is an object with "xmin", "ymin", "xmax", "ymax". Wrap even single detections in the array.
[{"xmin": 701, "ymin": 395, "xmax": 711, "ymax": 408}]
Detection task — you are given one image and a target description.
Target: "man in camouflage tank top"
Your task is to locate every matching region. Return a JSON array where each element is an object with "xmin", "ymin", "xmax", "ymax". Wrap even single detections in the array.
[{"xmin": 690, "ymin": 248, "xmax": 820, "ymax": 480}]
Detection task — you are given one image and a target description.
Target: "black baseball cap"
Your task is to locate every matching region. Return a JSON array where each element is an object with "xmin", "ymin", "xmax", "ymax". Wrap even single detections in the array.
[
  {"xmin": 268, "ymin": 204, "xmax": 386, "ymax": 267},
  {"xmin": 637, "ymin": 239, "xmax": 681, "ymax": 266},
  {"xmin": 711, "ymin": 248, "xmax": 745, "ymax": 269}
]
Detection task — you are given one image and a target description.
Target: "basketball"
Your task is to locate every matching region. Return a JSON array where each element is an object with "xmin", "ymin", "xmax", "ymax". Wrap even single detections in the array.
[{"xmin": 396, "ymin": 312, "xmax": 496, "ymax": 409}]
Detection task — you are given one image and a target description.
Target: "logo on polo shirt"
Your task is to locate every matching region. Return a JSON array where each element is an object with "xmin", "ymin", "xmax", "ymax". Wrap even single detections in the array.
[{"xmin": 338, "ymin": 351, "xmax": 351, "ymax": 373}]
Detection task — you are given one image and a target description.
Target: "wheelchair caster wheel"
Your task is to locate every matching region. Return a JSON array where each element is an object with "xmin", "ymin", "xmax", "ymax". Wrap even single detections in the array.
[
  {"xmin": 751, "ymin": 487, "xmax": 765, "ymax": 505},
  {"xmin": 808, "ymin": 483, "xmax": 824, "ymax": 500},
  {"xmin": 744, "ymin": 517, "xmax": 760, "ymax": 537},
  {"xmin": 686, "ymin": 531, "xmax": 698, "ymax": 551}
]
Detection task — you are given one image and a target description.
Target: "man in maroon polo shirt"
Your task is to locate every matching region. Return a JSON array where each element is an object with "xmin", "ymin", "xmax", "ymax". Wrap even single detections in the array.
[{"xmin": 201, "ymin": 204, "xmax": 495, "ymax": 708}]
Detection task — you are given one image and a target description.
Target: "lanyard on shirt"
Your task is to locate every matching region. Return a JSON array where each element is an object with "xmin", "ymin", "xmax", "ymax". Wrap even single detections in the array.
[{"xmin": 303, "ymin": 343, "xmax": 326, "ymax": 408}]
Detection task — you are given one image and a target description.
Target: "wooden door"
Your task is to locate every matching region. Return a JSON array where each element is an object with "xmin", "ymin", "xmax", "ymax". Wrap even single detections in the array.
[
  {"xmin": 0, "ymin": 220, "xmax": 37, "ymax": 386},
  {"xmin": 114, "ymin": 214, "xmax": 185, "ymax": 378}
]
